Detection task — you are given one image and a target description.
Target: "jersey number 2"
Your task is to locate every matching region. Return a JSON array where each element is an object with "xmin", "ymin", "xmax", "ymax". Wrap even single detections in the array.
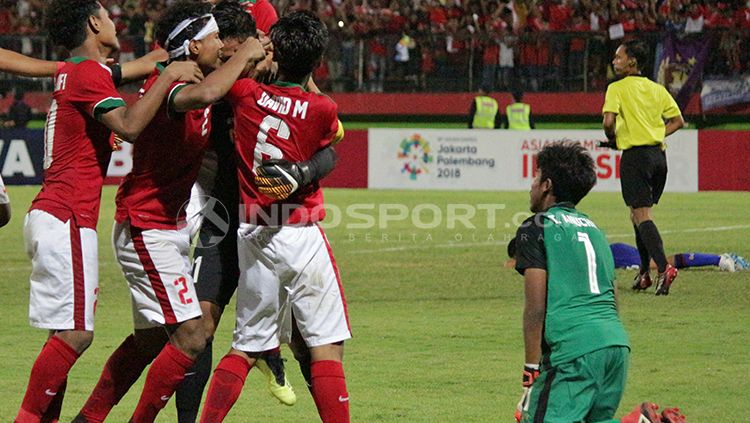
[
  {"xmin": 577, "ymin": 232, "xmax": 600, "ymax": 294},
  {"xmin": 253, "ymin": 115, "xmax": 289, "ymax": 172}
]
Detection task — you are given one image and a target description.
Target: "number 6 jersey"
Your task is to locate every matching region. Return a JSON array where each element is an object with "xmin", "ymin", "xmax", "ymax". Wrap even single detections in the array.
[{"xmin": 226, "ymin": 78, "xmax": 342, "ymax": 226}]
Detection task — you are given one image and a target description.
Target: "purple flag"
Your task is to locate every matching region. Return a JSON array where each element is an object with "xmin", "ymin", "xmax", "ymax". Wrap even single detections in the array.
[{"xmin": 656, "ymin": 33, "xmax": 710, "ymax": 109}]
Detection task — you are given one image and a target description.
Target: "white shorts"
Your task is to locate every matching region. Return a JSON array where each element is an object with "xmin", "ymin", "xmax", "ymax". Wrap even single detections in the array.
[
  {"xmin": 113, "ymin": 220, "xmax": 202, "ymax": 329},
  {"xmin": 233, "ymin": 223, "xmax": 351, "ymax": 352},
  {"xmin": 24, "ymin": 210, "xmax": 99, "ymax": 331}
]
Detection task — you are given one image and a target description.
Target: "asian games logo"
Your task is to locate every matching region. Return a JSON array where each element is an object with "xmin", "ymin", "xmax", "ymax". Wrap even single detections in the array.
[{"xmin": 397, "ymin": 134, "xmax": 433, "ymax": 180}]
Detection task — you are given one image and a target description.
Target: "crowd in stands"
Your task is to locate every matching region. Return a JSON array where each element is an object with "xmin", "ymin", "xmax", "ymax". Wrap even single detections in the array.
[{"xmin": 1, "ymin": 0, "xmax": 749, "ymax": 93}]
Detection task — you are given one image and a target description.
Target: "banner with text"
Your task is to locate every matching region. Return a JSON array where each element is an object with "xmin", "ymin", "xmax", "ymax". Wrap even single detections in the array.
[
  {"xmin": 368, "ymin": 129, "xmax": 698, "ymax": 192},
  {"xmin": 0, "ymin": 128, "xmax": 134, "ymax": 185}
]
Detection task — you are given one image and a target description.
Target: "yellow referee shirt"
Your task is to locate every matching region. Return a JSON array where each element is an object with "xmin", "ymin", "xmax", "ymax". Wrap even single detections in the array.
[{"xmin": 602, "ymin": 76, "xmax": 682, "ymax": 150}]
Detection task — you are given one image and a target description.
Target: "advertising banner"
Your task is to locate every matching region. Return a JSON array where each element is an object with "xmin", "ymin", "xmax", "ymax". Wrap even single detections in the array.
[
  {"xmin": 700, "ymin": 76, "xmax": 750, "ymax": 111},
  {"xmin": 368, "ymin": 129, "xmax": 698, "ymax": 192},
  {"xmin": 0, "ymin": 128, "xmax": 133, "ymax": 185}
]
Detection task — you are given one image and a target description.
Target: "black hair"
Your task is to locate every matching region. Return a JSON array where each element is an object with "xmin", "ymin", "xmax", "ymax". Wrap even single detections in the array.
[
  {"xmin": 155, "ymin": 0, "xmax": 213, "ymax": 58},
  {"xmin": 512, "ymin": 90, "xmax": 524, "ymax": 102},
  {"xmin": 213, "ymin": 0, "xmax": 256, "ymax": 42},
  {"xmin": 270, "ymin": 10, "xmax": 329, "ymax": 83},
  {"xmin": 507, "ymin": 237, "xmax": 516, "ymax": 259},
  {"xmin": 536, "ymin": 142, "xmax": 597, "ymax": 205},
  {"xmin": 45, "ymin": 0, "xmax": 101, "ymax": 50},
  {"xmin": 621, "ymin": 39, "xmax": 649, "ymax": 73}
]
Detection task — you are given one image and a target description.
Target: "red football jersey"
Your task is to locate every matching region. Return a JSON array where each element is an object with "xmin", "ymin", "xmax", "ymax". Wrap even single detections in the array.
[
  {"xmin": 31, "ymin": 57, "xmax": 126, "ymax": 229},
  {"xmin": 226, "ymin": 79, "xmax": 339, "ymax": 225},
  {"xmin": 240, "ymin": 0, "xmax": 278, "ymax": 33},
  {"xmin": 115, "ymin": 67, "xmax": 212, "ymax": 229}
]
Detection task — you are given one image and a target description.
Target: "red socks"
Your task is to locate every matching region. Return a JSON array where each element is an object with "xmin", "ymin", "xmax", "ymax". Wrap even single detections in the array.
[
  {"xmin": 40, "ymin": 378, "xmax": 67, "ymax": 423},
  {"xmin": 199, "ymin": 354, "xmax": 252, "ymax": 423},
  {"xmin": 16, "ymin": 336, "xmax": 80, "ymax": 423},
  {"xmin": 311, "ymin": 360, "xmax": 350, "ymax": 423},
  {"xmin": 130, "ymin": 343, "xmax": 195, "ymax": 423},
  {"xmin": 78, "ymin": 335, "xmax": 155, "ymax": 423}
]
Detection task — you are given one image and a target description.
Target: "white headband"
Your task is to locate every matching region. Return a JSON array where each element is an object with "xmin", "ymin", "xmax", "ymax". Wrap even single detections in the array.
[{"xmin": 166, "ymin": 14, "xmax": 219, "ymax": 59}]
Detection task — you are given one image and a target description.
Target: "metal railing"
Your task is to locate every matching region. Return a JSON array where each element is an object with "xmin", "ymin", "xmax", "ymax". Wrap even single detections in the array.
[{"xmin": 1, "ymin": 29, "xmax": 747, "ymax": 95}]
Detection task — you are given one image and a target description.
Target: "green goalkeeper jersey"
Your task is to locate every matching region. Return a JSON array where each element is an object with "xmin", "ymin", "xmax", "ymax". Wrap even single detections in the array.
[{"xmin": 515, "ymin": 203, "xmax": 630, "ymax": 367}]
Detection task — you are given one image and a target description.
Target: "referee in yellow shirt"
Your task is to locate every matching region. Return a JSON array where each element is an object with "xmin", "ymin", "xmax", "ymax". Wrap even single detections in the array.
[{"xmin": 602, "ymin": 40, "xmax": 685, "ymax": 296}]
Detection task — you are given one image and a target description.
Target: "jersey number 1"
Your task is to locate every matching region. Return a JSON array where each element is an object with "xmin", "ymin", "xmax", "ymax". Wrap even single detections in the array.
[{"xmin": 577, "ymin": 232, "xmax": 600, "ymax": 294}]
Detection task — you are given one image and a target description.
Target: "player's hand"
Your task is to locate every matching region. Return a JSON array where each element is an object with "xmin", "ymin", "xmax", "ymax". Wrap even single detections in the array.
[
  {"xmin": 163, "ymin": 61, "xmax": 204, "ymax": 83},
  {"xmin": 514, "ymin": 364, "xmax": 539, "ymax": 422},
  {"xmin": 250, "ymin": 54, "xmax": 278, "ymax": 84},
  {"xmin": 238, "ymin": 37, "xmax": 266, "ymax": 64},
  {"xmin": 515, "ymin": 388, "xmax": 532, "ymax": 422},
  {"xmin": 522, "ymin": 364, "xmax": 539, "ymax": 388},
  {"xmin": 257, "ymin": 29, "xmax": 273, "ymax": 53},
  {"xmin": 597, "ymin": 139, "xmax": 618, "ymax": 149},
  {"xmin": 255, "ymin": 159, "xmax": 312, "ymax": 200}
]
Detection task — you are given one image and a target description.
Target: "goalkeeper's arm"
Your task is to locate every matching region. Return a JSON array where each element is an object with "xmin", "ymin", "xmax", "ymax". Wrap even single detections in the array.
[{"xmin": 255, "ymin": 146, "xmax": 339, "ymax": 200}]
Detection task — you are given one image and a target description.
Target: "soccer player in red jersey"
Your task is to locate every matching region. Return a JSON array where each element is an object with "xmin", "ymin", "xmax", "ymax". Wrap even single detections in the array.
[
  {"xmin": 199, "ymin": 11, "xmax": 351, "ymax": 423},
  {"xmin": 72, "ymin": 1, "xmax": 265, "ymax": 422},
  {"xmin": 14, "ymin": 1, "xmax": 202, "ymax": 422}
]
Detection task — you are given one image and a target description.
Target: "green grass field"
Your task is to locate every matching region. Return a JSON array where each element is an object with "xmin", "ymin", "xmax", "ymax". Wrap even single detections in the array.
[{"xmin": 1, "ymin": 186, "xmax": 749, "ymax": 421}]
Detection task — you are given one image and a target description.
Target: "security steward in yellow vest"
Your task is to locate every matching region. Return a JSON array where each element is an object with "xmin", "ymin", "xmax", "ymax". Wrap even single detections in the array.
[
  {"xmin": 468, "ymin": 89, "xmax": 501, "ymax": 128},
  {"xmin": 503, "ymin": 91, "xmax": 535, "ymax": 130}
]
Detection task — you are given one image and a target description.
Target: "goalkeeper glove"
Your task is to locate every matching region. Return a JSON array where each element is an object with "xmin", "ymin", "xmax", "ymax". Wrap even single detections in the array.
[
  {"xmin": 515, "ymin": 364, "xmax": 540, "ymax": 422},
  {"xmin": 255, "ymin": 159, "xmax": 310, "ymax": 200},
  {"xmin": 255, "ymin": 147, "xmax": 338, "ymax": 200}
]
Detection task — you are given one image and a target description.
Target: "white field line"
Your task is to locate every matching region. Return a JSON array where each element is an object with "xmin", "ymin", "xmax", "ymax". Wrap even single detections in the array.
[{"xmin": 345, "ymin": 224, "xmax": 750, "ymax": 254}]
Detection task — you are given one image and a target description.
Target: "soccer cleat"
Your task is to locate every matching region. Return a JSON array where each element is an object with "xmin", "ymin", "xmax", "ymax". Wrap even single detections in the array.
[
  {"xmin": 661, "ymin": 407, "xmax": 687, "ymax": 423},
  {"xmin": 718, "ymin": 253, "xmax": 736, "ymax": 272},
  {"xmin": 730, "ymin": 253, "xmax": 749, "ymax": 271},
  {"xmin": 655, "ymin": 264, "xmax": 678, "ymax": 296},
  {"xmin": 632, "ymin": 271, "xmax": 652, "ymax": 291},
  {"xmin": 620, "ymin": 402, "xmax": 661, "ymax": 423},
  {"xmin": 256, "ymin": 353, "xmax": 297, "ymax": 406}
]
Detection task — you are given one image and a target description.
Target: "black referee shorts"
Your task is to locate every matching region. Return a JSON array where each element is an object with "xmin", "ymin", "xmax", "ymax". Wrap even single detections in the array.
[
  {"xmin": 192, "ymin": 218, "xmax": 239, "ymax": 308},
  {"xmin": 620, "ymin": 145, "xmax": 667, "ymax": 209}
]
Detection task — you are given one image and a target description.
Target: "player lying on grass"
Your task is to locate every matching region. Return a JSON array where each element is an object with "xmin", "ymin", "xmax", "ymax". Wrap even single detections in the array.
[
  {"xmin": 506, "ymin": 239, "xmax": 749, "ymax": 273},
  {"xmin": 13, "ymin": 1, "xmax": 203, "ymax": 422},
  {"xmin": 512, "ymin": 142, "xmax": 684, "ymax": 423},
  {"xmin": 71, "ymin": 1, "xmax": 266, "ymax": 422},
  {"xmin": 199, "ymin": 11, "xmax": 350, "ymax": 423}
]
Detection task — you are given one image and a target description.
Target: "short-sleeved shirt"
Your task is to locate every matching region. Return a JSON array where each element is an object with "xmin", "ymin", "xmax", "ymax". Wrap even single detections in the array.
[
  {"xmin": 226, "ymin": 79, "xmax": 341, "ymax": 226},
  {"xmin": 240, "ymin": 0, "xmax": 278, "ymax": 33},
  {"xmin": 515, "ymin": 203, "xmax": 629, "ymax": 367},
  {"xmin": 0, "ymin": 174, "xmax": 8, "ymax": 204},
  {"xmin": 30, "ymin": 57, "xmax": 126, "ymax": 229},
  {"xmin": 115, "ymin": 66, "xmax": 212, "ymax": 230},
  {"xmin": 602, "ymin": 75, "xmax": 682, "ymax": 150}
]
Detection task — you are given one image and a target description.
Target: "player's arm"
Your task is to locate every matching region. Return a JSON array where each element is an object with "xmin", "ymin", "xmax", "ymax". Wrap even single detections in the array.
[
  {"xmin": 602, "ymin": 112, "xmax": 616, "ymax": 141},
  {"xmin": 99, "ymin": 61, "xmax": 203, "ymax": 141},
  {"xmin": 119, "ymin": 48, "xmax": 169, "ymax": 83},
  {"xmin": 523, "ymin": 268, "xmax": 546, "ymax": 365},
  {"xmin": 0, "ymin": 47, "xmax": 59, "ymax": 78},
  {"xmin": 664, "ymin": 115, "xmax": 684, "ymax": 137},
  {"xmin": 172, "ymin": 37, "xmax": 265, "ymax": 112}
]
